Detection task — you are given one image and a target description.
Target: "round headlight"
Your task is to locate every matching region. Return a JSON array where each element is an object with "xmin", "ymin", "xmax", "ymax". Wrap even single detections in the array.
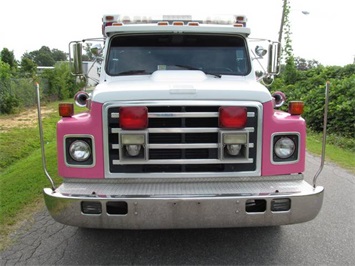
[
  {"xmin": 274, "ymin": 137, "xmax": 295, "ymax": 159},
  {"xmin": 69, "ymin": 140, "xmax": 91, "ymax": 162}
]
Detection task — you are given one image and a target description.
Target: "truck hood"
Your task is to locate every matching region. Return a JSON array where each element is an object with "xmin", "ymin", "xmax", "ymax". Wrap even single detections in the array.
[{"xmin": 92, "ymin": 70, "xmax": 272, "ymax": 104}]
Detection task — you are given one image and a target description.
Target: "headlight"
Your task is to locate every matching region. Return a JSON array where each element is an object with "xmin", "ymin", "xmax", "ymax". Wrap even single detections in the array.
[
  {"xmin": 69, "ymin": 140, "xmax": 91, "ymax": 162},
  {"xmin": 274, "ymin": 137, "xmax": 295, "ymax": 159}
]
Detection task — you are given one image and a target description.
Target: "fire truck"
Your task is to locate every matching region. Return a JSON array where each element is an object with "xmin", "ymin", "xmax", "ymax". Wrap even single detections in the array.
[{"xmin": 37, "ymin": 14, "xmax": 326, "ymax": 229}]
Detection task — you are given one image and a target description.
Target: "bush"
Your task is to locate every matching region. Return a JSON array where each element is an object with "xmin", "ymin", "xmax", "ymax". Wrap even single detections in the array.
[
  {"xmin": 0, "ymin": 90, "xmax": 19, "ymax": 114},
  {"xmin": 272, "ymin": 64, "xmax": 355, "ymax": 138}
]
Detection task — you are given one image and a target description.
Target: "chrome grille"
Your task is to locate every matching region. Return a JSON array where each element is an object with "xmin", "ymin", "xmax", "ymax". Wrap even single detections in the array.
[{"xmin": 104, "ymin": 101, "xmax": 262, "ymax": 177}]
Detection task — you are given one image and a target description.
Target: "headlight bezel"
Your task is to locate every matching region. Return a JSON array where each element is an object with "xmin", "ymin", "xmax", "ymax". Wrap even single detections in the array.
[
  {"xmin": 272, "ymin": 133, "xmax": 300, "ymax": 164},
  {"xmin": 65, "ymin": 135, "xmax": 95, "ymax": 167}
]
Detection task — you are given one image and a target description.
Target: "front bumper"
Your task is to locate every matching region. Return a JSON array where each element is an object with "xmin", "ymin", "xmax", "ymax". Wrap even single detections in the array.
[{"xmin": 44, "ymin": 178, "xmax": 324, "ymax": 229}]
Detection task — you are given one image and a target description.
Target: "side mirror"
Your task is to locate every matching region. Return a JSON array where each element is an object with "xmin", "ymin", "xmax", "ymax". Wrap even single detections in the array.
[
  {"xmin": 255, "ymin": 46, "xmax": 267, "ymax": 57},
  {"xmin": 267, "ymin": 42, "xmax": 280, "ymax": 75},
  {"xmin": 72, "ymin": 43, "xmax": 83, "ymax": 75},
  {"xmin": 91, "ymin": 44, "xmax": 103, "ymax": 57}
]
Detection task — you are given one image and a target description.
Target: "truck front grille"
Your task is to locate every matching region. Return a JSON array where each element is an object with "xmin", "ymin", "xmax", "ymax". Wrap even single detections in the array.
[{"xmin": 104, "ymin": 102, "xmax": 261, "ymax": 177}]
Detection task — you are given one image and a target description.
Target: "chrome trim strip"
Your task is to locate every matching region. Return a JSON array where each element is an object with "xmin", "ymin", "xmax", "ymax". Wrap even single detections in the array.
[
  {"xmin": 111, "ymin": 127, "xmax": 255, "ymax": 134},
  {"xmin": 113, "ymin": 143, "xmax": 255, "ymax": 150},
  {"xmin": 149, "ymin": 143, "xmax": 218, "ymax": 149},
  {"xmin": 111, "ymin": 111, "xmax": 256, "ymax": 118},
  {"xmin": 113, "ymin": 158, "xmax": 253, "ymax": 165}
]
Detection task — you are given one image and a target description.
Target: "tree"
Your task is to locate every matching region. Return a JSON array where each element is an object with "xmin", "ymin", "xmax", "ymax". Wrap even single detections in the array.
[
  {"xmin": 0, "ymin": 60, "xmax": 19, "ymax": 114},
  {"xmin": 22, "ymin": 46, "xmax": 67, "ymax": 66},
  {"xmin": 0, "ymin": 48, "xmax": 17, "ymax": 69},
  {"xmin": 52, "ymin": 49, "xmax": 67, "ymax": 62},
  {"xmin": 294, "ymin": 57, "xmax": 321, "ymax": 71},
  {"xmin": 279, "ymin": 0, "xmax": 293, "ymax": 62},
  {"xmin": 20, "ymin": 57, "xmax": 37, "ymax": 78}
]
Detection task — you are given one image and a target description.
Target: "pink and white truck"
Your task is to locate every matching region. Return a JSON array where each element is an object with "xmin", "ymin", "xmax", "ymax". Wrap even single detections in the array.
[{"xmin": 37, "ymin": 14, "xmax": 325, "ymax": 229}]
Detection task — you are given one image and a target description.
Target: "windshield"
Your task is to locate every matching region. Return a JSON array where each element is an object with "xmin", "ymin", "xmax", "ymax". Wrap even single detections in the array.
[{"xmin": 107, "ymin": 34, "xmax": 250, "ymax": 76}]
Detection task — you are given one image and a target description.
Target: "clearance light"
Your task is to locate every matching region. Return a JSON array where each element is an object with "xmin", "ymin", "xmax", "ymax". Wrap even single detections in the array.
[
  {"xmin": 105, "ymin": 16, "xmax": 114, "ymax": 21},
  {"xmin": 219, "ymin": 106, "xmax": 247, "ymax": 128},
  {"xmin": 289, "ymin": 101, "xmax": 304, "ymax": 115},
  {"xmin": 158, "ymin": 21, "xmax": 169, "ymax": 26},
  {"xmin": 187, "ymin": 22, "xmax": 199, "ymax": 26},
  {"xmin": 112, "ymin": 22, "xmax": 124, "ymax": 26},
  {"xmin": 119, "ymin": 107, "xmax": 148, "ymax": 130},
  {"xmin": 173, "ymin": 21, "xmax": 184, "ymax": 26},
  {"xmin": 59, "ymin": 103, "xmax": 74, "ymax": 117}
]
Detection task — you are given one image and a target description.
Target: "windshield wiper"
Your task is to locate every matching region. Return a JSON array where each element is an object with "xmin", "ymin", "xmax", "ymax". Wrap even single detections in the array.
[
  {"xmin": 117, "ymin": 70, "xmax": 151, "ymax": 76},
  {"xmin": 174, "ymin": 65, "xmax": 222, "ymax": 78}
]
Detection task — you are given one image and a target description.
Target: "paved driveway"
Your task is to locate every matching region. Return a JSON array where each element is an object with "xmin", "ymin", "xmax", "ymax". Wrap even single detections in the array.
[{"xmin": 1, "ymin": 153, "xmax": 354, "ymax": 265}]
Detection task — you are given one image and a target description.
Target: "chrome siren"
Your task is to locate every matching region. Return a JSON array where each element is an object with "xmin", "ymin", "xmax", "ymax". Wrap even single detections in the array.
[
  {"xmin": 74, "ymin": 91, "xmax": 90, "ymax": 108},
  {"xmin": 272, "ymin": 91, "xmax": 286, "ymax": 108}
]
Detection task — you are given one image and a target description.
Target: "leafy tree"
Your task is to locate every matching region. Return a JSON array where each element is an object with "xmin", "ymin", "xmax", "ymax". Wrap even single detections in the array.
[
  {"xmin": 52, "ymin": 48, "xmax": 67, "ymax": 62},
  {"xmin": 19, "ymin": 57, "xmax": 37, "ymax": 78},
  {"xmin": 0, "ymin": 60, "xmax": 19, "ymax": 114},
  {"xmin": 0, "ymin": 59, "xmax": 12, "ymax": 79},
  {"xmin": 41, "ymin": 62, "xmax": 81, "ymax": 101},
  {"xmin": 22, "ymin": 46, "xmax": 66, "ymax": 66},
  {"xmin": 0, "ymin": 48, "xmax": 17, "ymax": 69},
  {"xmin": 294, "ymin": 57, "xmax": 321, "ymax": 71},
  {"xmin": 279, "ymin": 0, "xmax": 293, "ymax": 61},
  {"xmin": 83, "ymin": 43, "xmax": 94, "ymax": 61},
  {"xmin": 283, "ymin": 56, "xmax": 298, "ymax": 84}
]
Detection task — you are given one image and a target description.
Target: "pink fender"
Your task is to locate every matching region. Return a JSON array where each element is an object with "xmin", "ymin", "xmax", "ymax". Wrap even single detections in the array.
[
  {"xmin": 57, "ymin": 102, "xmax": 105, "ymax": 178},
  {"xmin": 261, "ymin": 101, "xmax": 306, "ymax": 176}
]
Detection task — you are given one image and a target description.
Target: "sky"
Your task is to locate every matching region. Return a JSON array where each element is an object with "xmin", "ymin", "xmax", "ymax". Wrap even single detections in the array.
[{"xmin": 1, "ymin": 0, "xmax": 354, "ymax": 66}]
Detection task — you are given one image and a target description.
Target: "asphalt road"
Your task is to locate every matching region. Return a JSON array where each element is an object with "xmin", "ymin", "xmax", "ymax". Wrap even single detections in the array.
[{"xmin": 1, "ymin": 153, "xmax": 354, "ymax": 265}]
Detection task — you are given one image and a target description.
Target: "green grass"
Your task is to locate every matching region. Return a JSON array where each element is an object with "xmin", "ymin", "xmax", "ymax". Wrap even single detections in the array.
[
  {"xmin": 306, "ymin": 131, "xmax": 355, "ymax": 173},
  {"xmin": 0, "ymin": 100, "xmax": 81, "ymax": 250},
  {"xmin": 0, "ymin": 103, "xmax": 59, "ymax": 172}
]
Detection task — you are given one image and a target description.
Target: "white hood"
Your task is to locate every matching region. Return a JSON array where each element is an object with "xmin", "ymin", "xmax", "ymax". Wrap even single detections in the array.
[{"xmin": 92, "ymin": 70, "xmax": 272, "ymax": 104}]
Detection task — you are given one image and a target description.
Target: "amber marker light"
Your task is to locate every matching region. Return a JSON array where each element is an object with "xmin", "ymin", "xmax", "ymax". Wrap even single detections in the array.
[
  {"xmin": 59, "ymin": 103, "xmax": 74, "ymax": 117},
  {"xmin": 157, "ymin": 21, "xmax": 169, "ymax": 26},
  {"xmin": 173, "ymin": 21, "xmax": 184, "ymax": 26},
  {"xmin": 187, "ymin": 22, "xmax": 199, "ymax": 26},
  {"xmin": 105, "ymin": 16, "xmax": 114, "ymax": 21},
  {"xmin": 288, "ymin": 101, "xmax": 304, "ymax": 115}
]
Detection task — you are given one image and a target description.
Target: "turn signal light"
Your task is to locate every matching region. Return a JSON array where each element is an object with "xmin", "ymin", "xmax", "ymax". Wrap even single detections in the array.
[
  {"xmin": 59, "ymin": 103, "xmax": 74, "ymax": 117},
  {"xmin": 119, "ymin": 107, "xmax": 148, "ymax": 129},
  {"xmin": 289, "ymin": 101, "xmax": 304, "ymax": 115},
  {"xmin": 219, "ymin": 106, "xmax": 247, "ymax": 128}
]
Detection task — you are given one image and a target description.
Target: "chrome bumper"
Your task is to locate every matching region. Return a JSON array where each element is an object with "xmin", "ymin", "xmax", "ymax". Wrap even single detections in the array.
[{"xmin": 43, "ymin": 179, "xmax": 324, "ymax": 229}]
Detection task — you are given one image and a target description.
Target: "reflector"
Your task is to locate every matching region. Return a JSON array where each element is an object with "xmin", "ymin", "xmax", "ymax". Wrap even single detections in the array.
[
  {"xmin": 219, "ymin": 106, "xmax": 247, "ymax": 128},
  {"xmin": 120, "ymin": 107, "xmax": 148, "ymax": 129}
]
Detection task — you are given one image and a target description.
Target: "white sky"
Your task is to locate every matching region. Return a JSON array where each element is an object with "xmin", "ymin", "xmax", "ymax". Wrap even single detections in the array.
[{"xmin": 1, "ymin": 0, "xmax": 354, "ymax": 66}]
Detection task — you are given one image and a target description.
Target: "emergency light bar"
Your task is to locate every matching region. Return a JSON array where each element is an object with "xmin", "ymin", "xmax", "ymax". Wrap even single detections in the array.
[{"xmin": 102, "ymin": 14, "xmax": 247, "ymax": 35}]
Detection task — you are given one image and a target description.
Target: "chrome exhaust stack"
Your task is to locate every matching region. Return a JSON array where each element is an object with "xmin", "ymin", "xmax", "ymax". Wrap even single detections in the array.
[
  {"xmin": 313, "ymin": 81, "xmax": 330, "ymax": 188},
  {"xmin": 35, "ymin": 82, "xmax": 56, "ymax": 191}
]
